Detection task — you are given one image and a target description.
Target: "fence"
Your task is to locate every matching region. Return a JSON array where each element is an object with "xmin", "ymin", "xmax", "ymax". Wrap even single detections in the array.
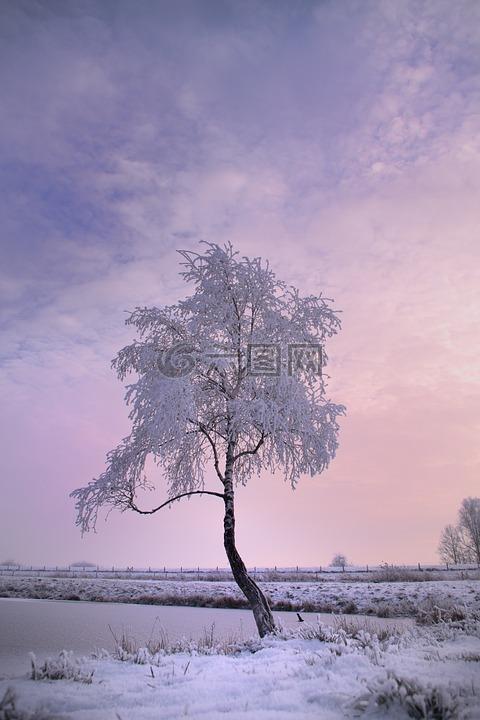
[{"xmin": 0, "ymin": 562, "xmax": 478, "ymax": 581}]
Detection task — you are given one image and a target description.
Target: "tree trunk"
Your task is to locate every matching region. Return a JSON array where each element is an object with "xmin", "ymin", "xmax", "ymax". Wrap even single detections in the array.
[{"xmin": 223, "ymin": 445, "xmax": 276, "ymax": 638}]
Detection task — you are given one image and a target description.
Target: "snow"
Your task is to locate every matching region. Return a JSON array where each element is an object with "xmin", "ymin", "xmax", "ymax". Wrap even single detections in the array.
[
  {"xmin": 1, "ymin": 575, "xmax": 479, "ymax": 618},
  {"xmin": 1, "ymin": 619, "xmax": 479, "ymax": 719},
  {"xmin": 1, "ymin": 573, "xmax": 479, "ymax": 717}
]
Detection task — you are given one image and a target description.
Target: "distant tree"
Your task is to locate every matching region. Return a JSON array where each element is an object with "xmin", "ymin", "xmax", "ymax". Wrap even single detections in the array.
[
  {"xmin": 70, "ymin": 561, "xmax": 96, "ymax": 568},
  {"xmin": 458, "ymin": 497, "xmax": 480, "ymax": 564},
  {"xmin": 438, "ymin": 524, "xmax": 464, "ymax": 565},
  {"xmin": 71, "ymin": 243, "xmax": 345, "ymax": 637},
  {"xmin": 330, "ymin": 553, "xmax": 347, "ymax": 569},
  {"xmin": 438, "ymin": 497, "xmax": 480, "ymax": 566}
]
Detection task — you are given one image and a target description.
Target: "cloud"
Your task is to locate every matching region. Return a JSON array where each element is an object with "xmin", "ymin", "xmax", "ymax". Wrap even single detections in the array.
[{"xmin": 0, "ymin": 0, "xmax": 479, "ymax": 564}]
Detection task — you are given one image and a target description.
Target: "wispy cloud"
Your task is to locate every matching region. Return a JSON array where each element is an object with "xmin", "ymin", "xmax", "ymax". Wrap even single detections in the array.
[{"xmin": 1, "ymin": 0, "xmax": 479, "ymax": 565}]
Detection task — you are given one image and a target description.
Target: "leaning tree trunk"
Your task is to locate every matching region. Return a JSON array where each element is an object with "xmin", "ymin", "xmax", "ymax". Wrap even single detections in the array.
[{"xmin": 223, "ymin": 446, "xmax": 276, "ymax": 638}]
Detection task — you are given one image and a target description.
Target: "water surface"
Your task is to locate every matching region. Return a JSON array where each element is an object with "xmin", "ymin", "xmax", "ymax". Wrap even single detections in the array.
[{"xmin": 0, "ymin": 597, "xmax": 412, "ymax": 676}]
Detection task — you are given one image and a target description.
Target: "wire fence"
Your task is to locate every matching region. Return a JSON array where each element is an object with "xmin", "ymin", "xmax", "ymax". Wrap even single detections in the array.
[{"xmin": 0, "ymin": 562, "xmax": 478, "ymax": 582}]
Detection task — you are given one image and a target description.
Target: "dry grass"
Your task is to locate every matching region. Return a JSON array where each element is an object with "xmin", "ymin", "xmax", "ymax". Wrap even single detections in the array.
[
  {"xmin": 353, "ymin": 670, "xmax": 472, "ymax": 718},
  {"xmin": 107, "ymin": 621, "xmax": 258, "ymax": 663},
  {"xmin": 415, "ymin": 598, "xmax": 469, "ymax": 626},
  {"xmin": 29, "ymin": 651, "xmax": 94, "ymax": 684}
]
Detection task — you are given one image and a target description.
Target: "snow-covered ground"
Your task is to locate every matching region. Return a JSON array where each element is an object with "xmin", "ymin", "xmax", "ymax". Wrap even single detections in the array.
[
  {"xmin": 1, "ymin": 616, "xmax": 479, "ymax": 719},
  {"xmin": 1, "ymin": 575, "xmax": 479, "ymax": 618}
]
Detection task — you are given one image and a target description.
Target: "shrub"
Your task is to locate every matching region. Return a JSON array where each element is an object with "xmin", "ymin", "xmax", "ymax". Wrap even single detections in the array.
[
  {"xmin": 353, "ymin": 671, "xmax": 468, "ymax": 719},
  {"xmin": 343, "ymin": 600, "xmax": 358, "ymax": 614}
]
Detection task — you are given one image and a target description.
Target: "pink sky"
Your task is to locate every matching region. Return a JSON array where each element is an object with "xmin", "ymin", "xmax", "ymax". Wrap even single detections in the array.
[{"xmin": 1, "ymin": 1, "xmax": 479, "ymax": 567}]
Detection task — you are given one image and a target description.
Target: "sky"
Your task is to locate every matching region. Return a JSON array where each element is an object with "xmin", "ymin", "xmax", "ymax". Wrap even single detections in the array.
[{"xmin": 1, "ymin": 0, "xmax": 479, "ymax": 568}]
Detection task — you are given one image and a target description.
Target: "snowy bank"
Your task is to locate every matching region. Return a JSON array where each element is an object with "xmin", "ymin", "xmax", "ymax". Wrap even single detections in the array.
[
  {"xmin": 1, "ymin": 575, "xmax": 479, "ymax": 619},
  {"xmin": 1, "ymin": 617, "xmax": 479, "ymax": 719}
]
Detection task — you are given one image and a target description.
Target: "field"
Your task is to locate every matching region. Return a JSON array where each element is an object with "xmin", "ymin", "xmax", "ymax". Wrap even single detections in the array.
[{"xmin": 1, "ymin": 572, "xmax": 479, "ymax": 619}]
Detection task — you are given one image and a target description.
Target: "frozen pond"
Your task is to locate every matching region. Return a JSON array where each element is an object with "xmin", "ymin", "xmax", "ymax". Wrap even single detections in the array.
[{"xmin": 0, "ymin": 597, "xmax": 413, "ymax": 676}]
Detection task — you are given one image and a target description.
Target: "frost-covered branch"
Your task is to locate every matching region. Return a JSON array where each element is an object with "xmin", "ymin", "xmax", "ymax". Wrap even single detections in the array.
[
  {"xmin": 233, "ymin": 432, "xmax": 266, "ymax": 462},
  {"xmin": 128, "ymin": 490, "xmax": 225, "ymax": 515},
  {"xmin": 197, "ymin": 422, "xmax": 224, "ymax": 482}
]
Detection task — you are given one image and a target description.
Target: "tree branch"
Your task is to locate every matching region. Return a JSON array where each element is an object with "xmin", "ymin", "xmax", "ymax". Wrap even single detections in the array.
[
  {"xmin": 128, "ymin": 490, "xmax": 225, "ymax": 515},
  {"xmin": 233, "ymin": 433, "xmax": 266, "ymax": 462},
  {"xmin": 197, "ymin": 423, "xmax": 224, "ymax": 482}
]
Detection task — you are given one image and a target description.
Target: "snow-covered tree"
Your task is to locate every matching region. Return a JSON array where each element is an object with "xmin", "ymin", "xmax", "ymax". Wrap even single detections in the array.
[
  {"xmin": 330, "ymin": 553, "xmax": 347, "ymax": 570},
  {"xmin": 71, "ymin": 243, "xmax": 345, "ymax": 636}
]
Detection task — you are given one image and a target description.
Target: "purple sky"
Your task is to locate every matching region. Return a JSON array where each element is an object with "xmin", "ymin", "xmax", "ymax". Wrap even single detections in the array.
[{"xmin": 1, "ymin": 0, "xmax": 479, "ymax": 568}]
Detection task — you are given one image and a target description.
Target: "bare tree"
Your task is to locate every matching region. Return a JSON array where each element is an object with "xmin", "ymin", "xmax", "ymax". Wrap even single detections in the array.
[
  {"xmin": 458, "ymin": 497, "xmax": 480, "ymax": 564},
  {"xmin": 71, "ymin": 243, "xmax": 344, "ymax": 637},
  {"xmin": 330, "ymin": 553, "xmax": 347, "ymax": 570},
  {"xmin": 438, "ymin": 524, "xmax": 464, "ymax": 565}
]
